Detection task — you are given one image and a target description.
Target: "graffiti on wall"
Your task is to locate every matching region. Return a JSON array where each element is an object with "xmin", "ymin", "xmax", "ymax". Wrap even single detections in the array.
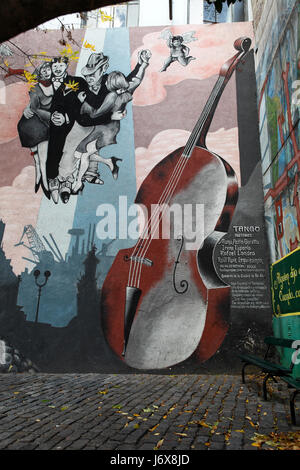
[
  {"xmin": 257, "ymin": 1, "xmax": 300, "ymax": 263},
  {"xmin": 0, "ymin": 22, "xmax": 271, "ymax": 373}
]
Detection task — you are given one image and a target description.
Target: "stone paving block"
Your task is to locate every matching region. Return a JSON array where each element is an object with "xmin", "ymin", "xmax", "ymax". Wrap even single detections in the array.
[
  {"xmin": 0, "ymin": 438, "xmax": 18, "ymax": 448},
  {"xmin": 209, "ymin": 442, "xmax": 224, "ymax": 450},
  {"xmin": 67, "ymin": 439, "xmax": 90, "ymax": 450}
]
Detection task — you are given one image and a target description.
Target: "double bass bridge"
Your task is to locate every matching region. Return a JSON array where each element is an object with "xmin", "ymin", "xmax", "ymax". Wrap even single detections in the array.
[{"xmin": 124, "ymin": 254, "xmax": 153, "ymax": 267}]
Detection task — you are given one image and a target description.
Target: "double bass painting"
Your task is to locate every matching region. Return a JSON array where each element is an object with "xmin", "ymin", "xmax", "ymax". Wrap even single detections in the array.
[{"xmin": 101, "ymin": 36, "xmax": 253, "ymax": 370}]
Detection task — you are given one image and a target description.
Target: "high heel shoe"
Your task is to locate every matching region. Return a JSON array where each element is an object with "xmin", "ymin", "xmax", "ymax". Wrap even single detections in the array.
[
  {"xmin": 59, "ymin": 179, "xmax": 72, "ymax": 204},
  {"xmin": 72, "ymin": 182, "xmax": 85, "ymax": 195},
  {"xmin": 49, "ymin": 177, "xmax": 60, "ymax": 204},
  {"xmin": 111, "ymin": 157, "xmax": 122, "ymax": 180},
  {"xmin": 35, "ymin": 179, "xmax": 41, "ymax": 194},
  {"xmin": 83, "ymin": 171, "xmax": 104, "ymax": 185}
]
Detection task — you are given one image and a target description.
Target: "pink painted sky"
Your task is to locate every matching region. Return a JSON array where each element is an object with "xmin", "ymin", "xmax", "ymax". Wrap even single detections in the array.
[
  {"xmin": 131, "ymin": 22, "xmax": 254, "ymax": 106},
  {"xmin": 0, "ymin": 166, "xmax": 42, "ymax": 274},
  {"xmin": 0, "ymin": 82, "xmax": 29, "ymax": 145}
]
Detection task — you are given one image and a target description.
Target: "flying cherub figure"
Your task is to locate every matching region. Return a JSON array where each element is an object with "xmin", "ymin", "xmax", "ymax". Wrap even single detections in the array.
[{"xmin": 159, "ymin": 29, "xmax": 197, "ymax": 72}]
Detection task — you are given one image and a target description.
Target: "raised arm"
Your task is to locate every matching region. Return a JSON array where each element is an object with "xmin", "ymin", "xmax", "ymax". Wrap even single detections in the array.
[
  {"xmin": 182, "ymin": 45, "xmax": 190, "ymax": 57},
  {"xmin": 126, "ymin": 49, "xmax": 151, "ymax": 94}
]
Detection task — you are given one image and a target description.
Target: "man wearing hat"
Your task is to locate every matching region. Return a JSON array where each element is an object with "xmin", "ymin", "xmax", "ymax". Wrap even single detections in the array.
[
  {"xmin": 45, "ymin": 56, "xmax": 89, "ymax": 203},
  {"xmin": 49, "ymin": 49, "xmax": 151, "ymax": 204}
]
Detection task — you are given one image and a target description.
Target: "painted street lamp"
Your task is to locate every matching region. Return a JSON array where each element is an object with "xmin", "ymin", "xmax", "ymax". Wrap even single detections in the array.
[{"xmin": 33, "ymin": 270, "xmax": 51, "ymax": 324}]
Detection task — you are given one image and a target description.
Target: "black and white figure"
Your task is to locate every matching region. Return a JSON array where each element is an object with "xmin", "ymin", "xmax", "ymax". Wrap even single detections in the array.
[
  {"xmin": 18, "ymin": 48, "xmax": 151, "ymax": 204},
  {"xmin": 17, "ymin": 57, "xmax": 87, "ymax": 200},
  {"xmin": 17, "ymin": 62, "xmax": 53, "ymax": 193},
  {"xmin": 71, "ymin": 50, "xmax": 152, "ymax": 194},
  {"xmin": 160, "ymin": 29, "xmax": 197, "ymax": 72},
  {"xmin": 18, "ymin": 49, "xmax": 152, "ymax": 205},
  {"xmin": 53, "ymin": 49, "xmax": 151, "ymax": 204},
  {"xmin": 46, "ymin": 56, "xmax": 88, "ymax": 203}
]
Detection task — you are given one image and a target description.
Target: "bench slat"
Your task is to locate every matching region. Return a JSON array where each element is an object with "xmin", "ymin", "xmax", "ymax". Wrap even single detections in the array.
[
  {"xmin": 237, "ymin": 353, "xmax": 291, "ymax": 373},
  {"xmin": 264, "ymin": 336, "xmax": 298, "ymax": 348}
]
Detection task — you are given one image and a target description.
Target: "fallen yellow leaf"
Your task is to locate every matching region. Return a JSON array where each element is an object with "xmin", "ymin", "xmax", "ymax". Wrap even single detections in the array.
[
  {"xmin": 155, "ymin": 439, "xmax": 164, "ymax": 450},
  {"xmin": 251, "ymin": 442, "xmax": 261, "ymax": 447},
  {"xmin": 149, "ymin": 424, "xmax": 159, "ymax": 432},
  {"xmin": 199, "ymin": 421, "xmax": 211, "ymax": 428}
]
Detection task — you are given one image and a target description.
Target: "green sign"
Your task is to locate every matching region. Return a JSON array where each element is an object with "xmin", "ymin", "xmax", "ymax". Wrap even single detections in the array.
[{"xmin": 270, "ymin": 247, "xmax": 300, "ymax": 317}]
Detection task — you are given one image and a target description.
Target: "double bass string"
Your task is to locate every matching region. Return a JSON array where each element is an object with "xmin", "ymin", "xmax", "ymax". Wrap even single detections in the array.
[
  {"xmin": 184, "ymin": 76, "xmax": 225, "ymax": 155},
  {"xmin": 130, "ymin": 47, "xmax": 245, "ymax": 270},
  {"xmin": 130, "ymin": 76, "xmax": 226, "ymax": 288},
  {"xmin": 129, "ymin": 76, "xmax": 225, "ymax": 288},
  {"xmin": 128, "ymin": 154, "xmax": 188, "ymax": 287},
  {"xmin": 129, "ymin": 76, "xmax": 226, "ymax": 288}
]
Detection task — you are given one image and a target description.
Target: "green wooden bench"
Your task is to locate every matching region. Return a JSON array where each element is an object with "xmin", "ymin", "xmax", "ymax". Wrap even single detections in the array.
[
  {"xmin": 280, "ymin": 375, "xmax": 300, "ymax": 425},
  {"xmin": 238, "ymin": 336, "xmax": 299, "ymax": 403}
]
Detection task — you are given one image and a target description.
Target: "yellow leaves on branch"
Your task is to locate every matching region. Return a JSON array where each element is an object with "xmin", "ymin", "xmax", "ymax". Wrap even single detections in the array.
[
  {"xmin": 30, "ymin": 53, "xmax": 52, "ymax": 63},
  {"xmin": 59, "ymin": 44, "xmax": 79, "ymax": 62},
  {"xmin": 83, "ymin": 41, "xmax": 96, "ymax": 52},
  {"xmin": 99, "ymin": 10, "xmax": 113, "ymax": 22},
  {"xmin": 64, "ymin": 80, "xmax": 80, "ymax": 92},
  {"xmin": 23, "ymin": 70, "xmax": 38, "ymax": 90}
]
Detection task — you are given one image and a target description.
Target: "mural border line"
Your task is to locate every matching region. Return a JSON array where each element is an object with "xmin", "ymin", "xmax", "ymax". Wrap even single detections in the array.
[
  {"xmin": 271, "ymin": 246, "xmax": 300, "ymax": 267},
  {"xmin": 272, "ymin": 311, "xmax": 300, "ymax": 319}
]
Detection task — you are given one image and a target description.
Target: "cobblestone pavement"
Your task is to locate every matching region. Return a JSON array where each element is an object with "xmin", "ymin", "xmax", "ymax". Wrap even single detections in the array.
[{"xmin": 0, "ymin": 373, "xmax": 298, "ymax": 451}]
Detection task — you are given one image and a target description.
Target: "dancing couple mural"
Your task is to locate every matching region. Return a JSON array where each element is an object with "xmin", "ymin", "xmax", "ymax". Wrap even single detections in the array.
[{"xmin": 17, "ymin": 48, "xmax": 151, "ymax": 204}]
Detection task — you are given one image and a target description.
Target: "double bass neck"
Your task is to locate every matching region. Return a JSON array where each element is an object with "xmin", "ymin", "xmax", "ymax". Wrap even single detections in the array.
[{"xmin": 184, "ymin": 36, "xmax": 252, "ymax": 154}]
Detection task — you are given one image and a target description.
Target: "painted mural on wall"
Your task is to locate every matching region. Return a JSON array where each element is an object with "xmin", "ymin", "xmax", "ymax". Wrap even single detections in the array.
[
  {"xmin": 254, "ymin": 0, "xmax": 300, "ymax": 369},
  {"xmin": 257, "ymin": 0, "xmax": 300, "ymax": 263},
  {"xmin": 0, "ymin": 21, "xmax": 271, "ymax": 373}
]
